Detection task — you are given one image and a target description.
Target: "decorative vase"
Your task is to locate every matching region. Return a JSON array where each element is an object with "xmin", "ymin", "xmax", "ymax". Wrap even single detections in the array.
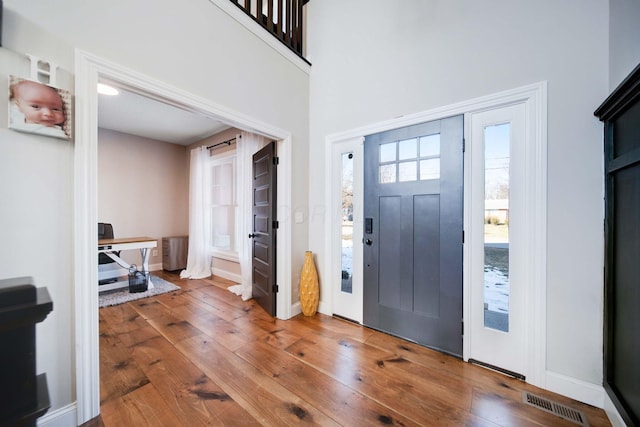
[{"xmin": 300, "ymin": 251, "xmax": 319, "ymax": 316}]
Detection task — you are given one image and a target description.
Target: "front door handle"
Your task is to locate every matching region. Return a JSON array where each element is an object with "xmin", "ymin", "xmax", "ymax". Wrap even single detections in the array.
[{"xmin": 364, "ymin": 238, "xmax": 373, "ymax": 246}]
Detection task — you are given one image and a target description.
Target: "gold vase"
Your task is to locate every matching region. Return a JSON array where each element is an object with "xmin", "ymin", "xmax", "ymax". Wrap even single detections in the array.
[{"xmin": 300, "ymin": 251, "xmax": 319, "ymax": 316}]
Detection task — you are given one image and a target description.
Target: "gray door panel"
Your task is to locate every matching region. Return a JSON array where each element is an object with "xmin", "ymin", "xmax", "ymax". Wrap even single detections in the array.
[{"xmin": 363, "ymin": 115, "xmax": 463, "ymax": 356}]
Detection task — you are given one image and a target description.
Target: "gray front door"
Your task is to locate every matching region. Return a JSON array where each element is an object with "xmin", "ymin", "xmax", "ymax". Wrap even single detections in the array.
[{"xmin": 363, "ymin": 115, "xmax": 464, "ymax": 357}]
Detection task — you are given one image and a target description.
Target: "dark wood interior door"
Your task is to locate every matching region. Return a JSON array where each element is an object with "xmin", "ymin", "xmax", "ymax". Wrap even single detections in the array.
[
  {"xmin": 363, "ymin": 115, "xmax": 464, "ymax": 357},
  {"xmin": 250, "ymin": 141, "xmax": 277, "ymax": 317},
  {"xmin": 595, "ymin": 62, "xmax": 640, "ymax": 427}
]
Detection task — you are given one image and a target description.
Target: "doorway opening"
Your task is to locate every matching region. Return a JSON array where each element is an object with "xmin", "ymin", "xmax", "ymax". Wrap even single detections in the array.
[
  {"xmin": 326, "ymin": 82, "xmax": 547, "ymax": 387},
  {"xmin": 74, "ymin": 51, "xmax": 293, "ymax": 424}
]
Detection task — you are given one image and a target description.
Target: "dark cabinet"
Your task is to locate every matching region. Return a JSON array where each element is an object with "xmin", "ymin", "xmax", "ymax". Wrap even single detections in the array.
[
  {"xmin": 0, "ymin": 277, "xmax": 53, "ymax": 427},
  {"xmin": 595, "ymin": 62, "xmax": 640, "ymax": 427}
]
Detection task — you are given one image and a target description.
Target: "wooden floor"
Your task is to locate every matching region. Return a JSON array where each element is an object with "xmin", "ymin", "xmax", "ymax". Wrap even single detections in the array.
[{"xmin": 92, "ymin": 271, "xmax": 611, "ymax": 426}]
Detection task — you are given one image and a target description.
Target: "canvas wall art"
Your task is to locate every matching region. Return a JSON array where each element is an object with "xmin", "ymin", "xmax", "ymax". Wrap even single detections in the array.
[{"xmin": 8, "ymin": 75, "xmax": 72, "ymax": 140}]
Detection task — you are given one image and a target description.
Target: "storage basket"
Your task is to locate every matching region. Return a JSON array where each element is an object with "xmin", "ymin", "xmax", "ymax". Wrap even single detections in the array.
[{"xmin": 128, "ymin": 266, "xmax": 149, "ymax": 293}]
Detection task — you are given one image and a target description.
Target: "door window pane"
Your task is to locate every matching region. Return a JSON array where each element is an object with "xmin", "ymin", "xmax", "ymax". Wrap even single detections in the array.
[
  {"xmin": 483, "ymin": 123, "xmax": 510, "ymax": 332},
  {"xmin": 420, "ymin": 134, "xmax": 440, "ymax": 157},
  {"xmin": 379, "ymin": 164, "xmax": 396, "ymax": 183},
  {"xmin": 398, "ymin": 138, "xmax": 417, "ymax": 160},
  {"xmin": 399, "ymin": 161, "xmax": 417, "ymax": 182},
  {"xmin": 341, "ymin": 153, "xmax": 354, "ymax": 293},
  {"xmin": 420, "ymin": 158, "xmax": 440, "ymax": 180},
  {"xmin": 380, "ymin": 142, "xmax": 396, "ymax": 162}
]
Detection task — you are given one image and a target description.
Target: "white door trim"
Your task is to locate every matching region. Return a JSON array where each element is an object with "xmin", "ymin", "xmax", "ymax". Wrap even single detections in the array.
[
  {"xmin": 74, "ymin": 49, "xmax": 294, "ymax": 424},
  {"xmin": 324, "ymin": 82, "xmax": 547, "ymax": 387}
]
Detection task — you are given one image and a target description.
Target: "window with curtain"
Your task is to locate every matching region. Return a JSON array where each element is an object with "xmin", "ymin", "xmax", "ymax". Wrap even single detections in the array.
[{"xmin": 209, "ymin": 152, "xmax": 238, "ymax": 258}]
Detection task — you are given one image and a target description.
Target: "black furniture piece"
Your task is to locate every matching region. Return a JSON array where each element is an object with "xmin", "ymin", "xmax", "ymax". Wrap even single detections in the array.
[
  {"xmin": 594, "ymin": 61, "xmax": 640, "ymax": 427},
  {"xmin": 0, "ymin": 276, "xmax": 53, "ymax": 427},
  {"xmin": 98, "ymin": 222, "xmax": 119, "ymax": 285},
  {"xmin": 98, "ymin": 222, "xmax": 119, "ymax": 264}
]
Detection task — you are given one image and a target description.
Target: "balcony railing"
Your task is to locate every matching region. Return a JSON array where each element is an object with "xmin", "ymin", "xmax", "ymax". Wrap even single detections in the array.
[{"xmin": 230, "ymin": 0, "xmax": 307, "ymax": 59}]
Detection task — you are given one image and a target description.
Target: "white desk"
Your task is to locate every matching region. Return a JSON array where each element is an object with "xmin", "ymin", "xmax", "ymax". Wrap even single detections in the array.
[{"xmin": 98, "ymin": 237, "xmax": 157, "ymax": 292}]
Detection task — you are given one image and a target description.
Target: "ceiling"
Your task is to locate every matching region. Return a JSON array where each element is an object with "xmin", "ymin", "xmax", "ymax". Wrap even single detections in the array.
[{"xmin": 97, "ymin": 86, "xmax": 230, "ymax": 146}]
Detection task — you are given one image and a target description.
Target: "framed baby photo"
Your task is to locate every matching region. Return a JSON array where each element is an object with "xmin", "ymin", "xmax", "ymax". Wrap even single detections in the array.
[{"xmin": 8, "ymin": 75, "xmax": 72, "ymax": 140}]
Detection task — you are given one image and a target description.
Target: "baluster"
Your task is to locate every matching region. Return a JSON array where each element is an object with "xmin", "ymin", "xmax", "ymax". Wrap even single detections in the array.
[
  {"xmin": 267, "ymin": 0, "xmax": 274, "ymax": 32},
  {"xmin": 292, "ymin": 0, "xmax": 299, "ymax": 53},
  {"xmin": 297, "ymin": 0, "xmax": 303, "ymax": 54},
  {"xmin": 256, "ymin": 0, "xmax": 262, "ymax": 21},
  {"xmin": 276, "ymin": 0, "xmax": 283, "ymax": 39},
  {"xmin": 285, "ymin": 0, "xmax": 292, "ymax": 45}
]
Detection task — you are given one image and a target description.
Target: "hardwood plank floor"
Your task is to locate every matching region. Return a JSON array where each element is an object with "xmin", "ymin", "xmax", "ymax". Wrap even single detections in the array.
[{"xmin": 92, "ymin": 271, "xmax": 611, "ymax": 426}]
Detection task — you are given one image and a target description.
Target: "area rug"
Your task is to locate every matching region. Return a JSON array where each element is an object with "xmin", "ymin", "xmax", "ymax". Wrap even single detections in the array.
[{"xmin": 99, "ymin": 275, "xmax": 180, "ymax": 308}]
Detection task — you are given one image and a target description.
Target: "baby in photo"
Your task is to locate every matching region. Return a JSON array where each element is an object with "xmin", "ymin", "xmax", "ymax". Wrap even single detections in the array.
[{"xmin": 9, "ymin": 77, "xmax": 71, "ymax": 139}]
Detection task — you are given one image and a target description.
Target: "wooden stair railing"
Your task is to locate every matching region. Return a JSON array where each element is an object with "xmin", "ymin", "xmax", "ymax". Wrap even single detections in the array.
[{"xmin": 230, "ymin": 0, "xmax": 308, "ymax": 60}]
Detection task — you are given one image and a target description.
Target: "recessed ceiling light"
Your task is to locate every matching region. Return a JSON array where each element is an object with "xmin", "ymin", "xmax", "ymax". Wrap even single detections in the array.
[{"xmin": 97, "ymin": 83, "xmax": 119, "ymax": 96}]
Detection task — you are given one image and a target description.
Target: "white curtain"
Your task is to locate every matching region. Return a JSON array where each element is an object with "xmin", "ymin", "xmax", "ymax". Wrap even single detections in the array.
[
  {"xmin": 181, "ymin": 146, "xmax": 213, "ymax": 279},
  {"xmin": 228, "ymin": 131, "xmax": 268, "ymax": 300}
]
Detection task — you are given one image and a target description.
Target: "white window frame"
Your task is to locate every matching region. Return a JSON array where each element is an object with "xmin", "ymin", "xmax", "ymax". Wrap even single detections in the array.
[{"xmin": 209, "ymin": 149, "xmax": 239, "ymax": 262}]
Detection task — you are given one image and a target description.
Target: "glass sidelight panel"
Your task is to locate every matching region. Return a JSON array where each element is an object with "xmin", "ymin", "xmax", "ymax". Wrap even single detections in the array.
[
  {"xmin": 484, "ymin": 123, "xmax": 510, "ymax": 332},
  {"xmin": 341, "ymin": 152, "xmax": 354, "ymax": 293}
]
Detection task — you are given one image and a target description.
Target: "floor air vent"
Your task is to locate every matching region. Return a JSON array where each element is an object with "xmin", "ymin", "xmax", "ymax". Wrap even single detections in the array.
[{"xmin": 522, "ymin": 392, "xmax": 589, "ymax": 426}]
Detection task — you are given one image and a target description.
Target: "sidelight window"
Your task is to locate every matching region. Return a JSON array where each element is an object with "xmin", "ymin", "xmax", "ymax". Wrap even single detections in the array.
[
  {"xmin": 341, "ymin": 152, "xmax": 354, "ymax": 293},
  {"xmin": 483, "ymin": 123, "xmax": 510, "ymax": 332}
]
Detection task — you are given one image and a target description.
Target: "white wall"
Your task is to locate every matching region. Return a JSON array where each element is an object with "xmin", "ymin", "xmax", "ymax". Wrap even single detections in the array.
[
  {"xmin": 6, "ymin": 1, "xmax": 311, "ymax": 285},
  {"xmin": 306, "ymin": 0, "xmax": 608, "ymax": 389},
  {"xmin": 0, "ymin": 29, "xmax": 75, "ymax": 414},
  {"xmin": 98, "ymin": 128, "xmax": 189, "ymax": 267},
  {"xmin": 3, "ymin": 0, "xmax": 310, "ymax": 419},
  {"xmin": 609, "ymin": 0, "xmax": 640, "ymax": 89}
]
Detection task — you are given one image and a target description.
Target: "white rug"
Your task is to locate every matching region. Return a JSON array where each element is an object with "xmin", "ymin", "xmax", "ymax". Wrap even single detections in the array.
[{"xmin": 99, "ymin": 275, "xmax": 180, "ymax": 308}]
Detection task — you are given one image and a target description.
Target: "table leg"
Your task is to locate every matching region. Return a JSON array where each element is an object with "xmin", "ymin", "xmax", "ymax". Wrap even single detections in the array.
[{"xmin": 139, "ymin": 248, "xmax": 154, "ymax": 289}]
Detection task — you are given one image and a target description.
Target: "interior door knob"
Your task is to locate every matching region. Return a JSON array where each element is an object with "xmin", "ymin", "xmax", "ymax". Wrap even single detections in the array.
[
  {"xmin": 364, "ymin": 238, "xmax": 373, "ymax": 246},
  {"xmin": 248, "ymin": 233, "xmax": 257, "ymax": 238}
]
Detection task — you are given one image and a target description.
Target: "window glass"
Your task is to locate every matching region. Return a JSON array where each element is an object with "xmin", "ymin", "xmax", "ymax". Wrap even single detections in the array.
[
  {"xmin": 341, "ymin": 153, "xmax": 354, "ymax": 294},
  {"xmin": 420, "ymin": 134, "xmax": 440, "ymax": 157},
  {"xmin": 210, "ymin": 154, "xmax": 237, "ymax": 254},
  {"xmin": 483, "ymin": 123, "xmax": 510, "ymax": 332},
  {"xmin": 398, "ymin": 138, "xmax": 417, "ymax": 160},
  {"xmin": 379, "ymin": 164, "xmax": 396, "ymax": 183},
  {"xmin": 399, "ymin": 161, "xmax": 417, "ymax": 182},
  {"xmin": 380, "ymin": 142, "xmax": 396, "ymax": 163},
  {"xmin": 420, "ymin": 158, "xmax": 440, "ymax": 180}
]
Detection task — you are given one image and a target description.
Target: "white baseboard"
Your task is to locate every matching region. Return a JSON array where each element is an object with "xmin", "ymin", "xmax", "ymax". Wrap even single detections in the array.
[
  {"xmin": 37, "ymin": 402, "xmax": 76, "ymax": 427},
  {"xmin": 149, "ymin": 262, "xmax": 163, "ymax": 272},
  {"xmin": 291, "ymin": 301, "xmax": 302, "ymax": 318},
  {"xmin": 210, "ymin": 267, "xmax": 241, "ymax": 284},
  {"xmin": 545, "ymin": 371, "xmax": 605, "ymax": 408},
  {"xmin": 317, "ymin": 300, "xmax": 331, "ymax": 316},
  {"xmin": 603, "ymin": 392, "xmax": 628, "ymax": 427}
]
